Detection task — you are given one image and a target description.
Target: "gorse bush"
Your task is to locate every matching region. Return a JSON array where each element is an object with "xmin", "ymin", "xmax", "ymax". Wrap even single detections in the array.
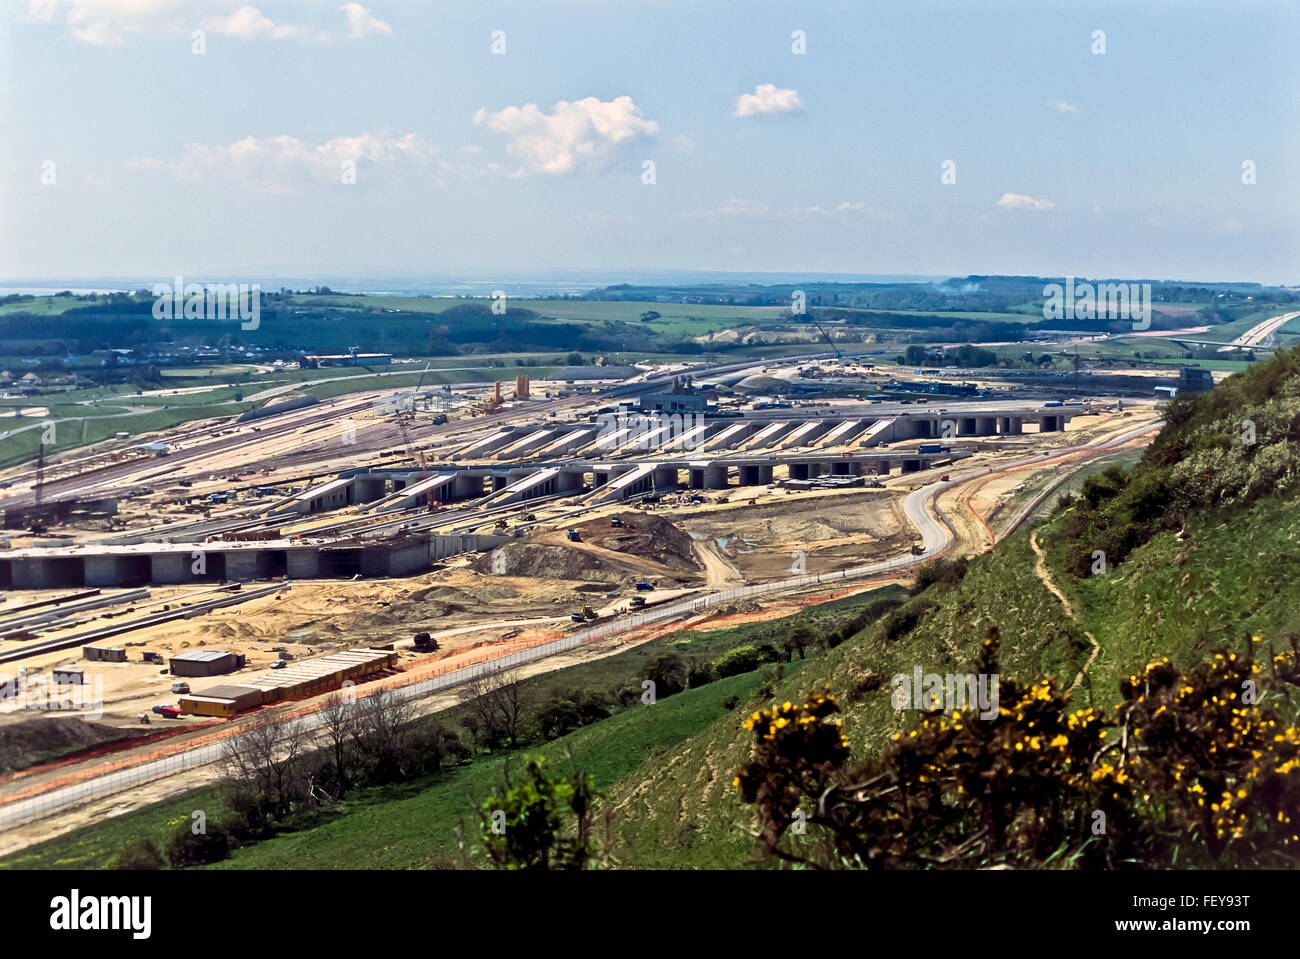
[{"xmin": 734, "ymin": 630, "xmax": 1300, "ymax": 869}]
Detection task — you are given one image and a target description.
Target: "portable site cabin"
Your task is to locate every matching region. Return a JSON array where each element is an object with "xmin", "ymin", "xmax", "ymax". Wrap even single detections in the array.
[{"xmin": 179, "ymin": 684, "xmax": 265, "ymax": 717}]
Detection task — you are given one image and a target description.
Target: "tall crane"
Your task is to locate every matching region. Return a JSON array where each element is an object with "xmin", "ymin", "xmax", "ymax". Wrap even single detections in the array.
[
  {"xmin": 808, "ymin": 318, "xmax": 842, "ymax": 361},
  {"xmin": 395, "ymin": 364, "xmax": 437, "ymax": 512}
]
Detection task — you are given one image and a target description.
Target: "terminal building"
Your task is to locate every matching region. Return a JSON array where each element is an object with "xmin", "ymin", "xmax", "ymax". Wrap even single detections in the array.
[
  {"xmin": 1155, "ymin": 368, "xmax": 1215, "ymax": 398},
  {"xmin": 1177, "ymin": 367, "xmax": 1214, "ymax": 393},
  {"xmin": 638, "ymin": 376, "xmax": 709, "ymax": 413}
]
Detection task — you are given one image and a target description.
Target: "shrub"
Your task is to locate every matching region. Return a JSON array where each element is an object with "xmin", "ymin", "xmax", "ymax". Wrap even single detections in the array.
[
  {"xmin": 910, "ymin": 556, "xmax": 970, "ymax": 596},
  {"xmin": 646, "ymin": 655, "xmax": 689, "ymax": 698},
  {"xmin": 111, "ymin": 838, "xmax": 165, "ymax": 870},
  {"xmin": 687, "ymin": 660, "xmax": 716, "ymax": 688},
  {"xmin": 166, "ymin": 820, "xmax": 231, "ymax": 868},
  {"xmin": 713, "ymin": 645, "xmax": 763, "ymax": 678},
  {"xmin": 1081, "ymin": 464, "xmax": 1127, "ymax": 509},
  {"xmin": 480, "ymin": 756, "xmax": 602, "ymax": 870}
]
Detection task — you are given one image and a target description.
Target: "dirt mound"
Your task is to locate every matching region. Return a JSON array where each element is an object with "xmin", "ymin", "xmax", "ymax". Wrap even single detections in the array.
[
  {"xmin": 472, "ymin": 543, "xmax": 640, "ymax": 584},
  {"xmin": 471, "ymin": 514, "xmax": 703, "ymax": 586},
  {"xmin": 0, "ymin": 717, "xmax": 151, "ymax": 774},
  {"xmin": 579, "ymin": 513, "xmax": 704, "ymax": 572}
]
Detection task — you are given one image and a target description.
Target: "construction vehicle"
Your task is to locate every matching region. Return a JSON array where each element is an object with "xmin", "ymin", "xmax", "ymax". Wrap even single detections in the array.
[
  {"xmin": 493, "ymin": 518, "xmax": 509, "ymax": 531},
  {"xmin": 609, "ymin": 516, "xmax": 623, "ymax": 528},
  {"xmin": 629, "ymin": 595, "xmax": 646, "ymax": 609},
  {"xmin": 566, "ymin": 529, "xmax": 582, "ymax": 542},
  {"xmin": 910, "ymin": 542, "xmax": 925, "ymax": 555},
  {"xmin": 521, "ymin": 511, "xmax": 536, "ymax": 522},
  {"xmin": 635, "ymin": 581, "xmax": 654, "ymax": 591},
  {"xmin": 570, "ymin": 603, "xmax": 598, "ymax": 623}
]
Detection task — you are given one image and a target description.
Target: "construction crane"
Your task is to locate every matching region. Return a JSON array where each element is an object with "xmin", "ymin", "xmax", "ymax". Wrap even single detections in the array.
[
  {"xmin": 808, "ymin": 318, "xmax": 843, "ymax": 361},
  {"xmin": 394, "ymin": 364, "xmax": 438, "ymax": 512}
]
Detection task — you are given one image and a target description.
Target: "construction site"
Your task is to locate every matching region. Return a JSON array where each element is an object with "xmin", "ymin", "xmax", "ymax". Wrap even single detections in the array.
[{"xmin": 0, "ymin": 355, "xmax": 1163, "ymax": 843}]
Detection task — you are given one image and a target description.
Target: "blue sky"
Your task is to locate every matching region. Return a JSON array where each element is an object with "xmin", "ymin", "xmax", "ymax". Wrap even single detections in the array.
[{"xmin": 2, "ymin": 0, "xmax": 1297, "ymax": 284}]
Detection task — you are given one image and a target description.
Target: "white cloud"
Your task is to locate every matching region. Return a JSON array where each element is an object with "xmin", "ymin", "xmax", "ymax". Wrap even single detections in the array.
[
  {"xmin": 1046, "ymin": 100, "xmax": 1078, "ymax": 113},
  {"xmin": 339, "ymin": 2, "xmax": 389, "ymax": 39},
  {"xmin": 29, "ymin": 0, "xmax": 388, "ymax": 44},
  {"xmin": 997, "ymin": 192, "xmax": 1055, "ymax": 212},
  {"xmin": 679, "ymin": 198, "xmax": 771, "ymax": 219},
  {"xmin": 473, "ymin": 96, "xmax": 660, "ymax": 176},
  {"xmin": 201, "ymin": 5, "xmax": 306, "ymax": 41},
  {"xmin": 128, "ymin": 132, "xmax": 437, "ymax": 190},
  {"xmin": 733, "ymin": 84, "xmax": 804, "ymax": 118},
  {"xmin": 673, "ymin": 135, "xmax": 696, "ymax": 155}
]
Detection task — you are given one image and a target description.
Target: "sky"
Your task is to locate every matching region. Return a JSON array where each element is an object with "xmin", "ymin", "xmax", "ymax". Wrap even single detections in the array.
[{"xmin": 2, "ymin": 0, "xmax": 1298, "ymax": 285}]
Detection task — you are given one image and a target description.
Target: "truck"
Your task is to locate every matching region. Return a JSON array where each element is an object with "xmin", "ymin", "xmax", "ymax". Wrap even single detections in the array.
[
  {"xmin": 609, "ymin": 516, "xmax": 623, "ymax": 527},
  {"xmin": 566, "ymin": 529, "xmax": 582, "ymax": 542},
  {"xmin": 635, "ymin": 582, "xmax": 654, "ymax": 591},
  {"xmin": 917, "ymin": 444, "xmax": 943, "ymax": 454}
]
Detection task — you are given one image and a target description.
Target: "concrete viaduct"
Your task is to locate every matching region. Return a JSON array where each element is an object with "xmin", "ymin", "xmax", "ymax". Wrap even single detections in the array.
[{"xmin": 0, "ymin": 532, "xmax": 509, "ymax": 590}]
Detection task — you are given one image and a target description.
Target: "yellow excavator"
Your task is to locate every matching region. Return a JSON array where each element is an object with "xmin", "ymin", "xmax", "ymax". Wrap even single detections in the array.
[{"xmin": 570, "ymin": 604, "xmax": 597, "ymax": 623}]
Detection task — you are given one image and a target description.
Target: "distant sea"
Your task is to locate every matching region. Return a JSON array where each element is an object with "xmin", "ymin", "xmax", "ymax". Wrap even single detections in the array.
[{"xmin": 0, "ymin": 270, "xmax": 946, "ymax": 299}]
